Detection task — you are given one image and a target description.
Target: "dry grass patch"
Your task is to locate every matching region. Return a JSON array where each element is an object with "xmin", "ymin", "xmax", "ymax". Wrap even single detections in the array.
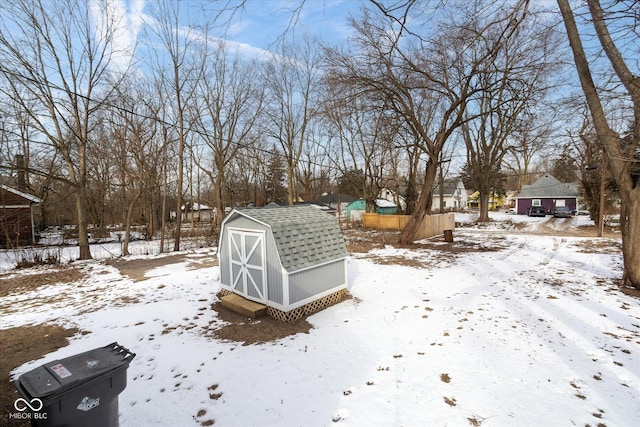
[
  {"xmin": 574, "ymin": 239, "xmax": 621, "ymax": 254},
  {"xmin": 0, "ymin": 267, "xmax": 86, "ymax": 298},
  {"xmin": 365, "ymin": 255, "xmax": 428, "ymax": 268},
  {"xmin": 0, "ymin": 324, "xmax": 81, "ymax": 427},
  {"xmin": 343, "ymin": 228, "xmax": 401, "ymax": 253}
]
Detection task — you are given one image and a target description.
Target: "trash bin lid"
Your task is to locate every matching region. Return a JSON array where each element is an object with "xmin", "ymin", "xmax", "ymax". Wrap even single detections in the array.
[{"xmin": 18, "ymin": 342, "xmax": 135, "ymax": 399}]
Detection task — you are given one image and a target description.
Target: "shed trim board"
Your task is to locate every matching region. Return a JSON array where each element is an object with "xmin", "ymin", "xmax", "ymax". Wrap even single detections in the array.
[
  {"xmin": 282, "ymin": 267, "xmax": 289, "ymax": 307},
  {"xmin": 227, "ymin": 228, "xmax": 267, "ymax": 304},
  {"xmin": 259, "ymin": 284, "xmax": 347, "ymax": 312},
  {"xmin": 286, "ymin": 254, "xmax": 349, "ymax": 275}
]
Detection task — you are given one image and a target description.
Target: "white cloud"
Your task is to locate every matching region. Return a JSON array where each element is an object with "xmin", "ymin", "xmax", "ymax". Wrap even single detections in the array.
[{"xmin": 91, "ymin": 0, "xmax": 146, "ymax": 75}]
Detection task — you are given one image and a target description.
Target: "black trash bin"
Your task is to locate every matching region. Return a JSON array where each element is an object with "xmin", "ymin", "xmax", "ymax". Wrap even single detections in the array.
[{"xmin": 14, "ymin": 342, "xmax": 135, "ymax": 427}]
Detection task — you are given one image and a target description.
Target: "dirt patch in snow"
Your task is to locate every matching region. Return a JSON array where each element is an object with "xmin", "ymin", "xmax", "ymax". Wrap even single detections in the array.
[
  {"xmin": 344, "ymin": 228, "xmax": 401, "ymax": 253},
  {"xmin": 204, "ymin": 299, "xmax": 313, "ymax": 345},
  {"xmin": 345, "ymin": 227, "xmax": 516, "ymax": 256},
  {"xmin": 107, "ymin": 253, "xmax": 218, "ymax": 282},
  {"xmin": 535, "ymin": 218, "xmax": 620, "ymax": 237}
]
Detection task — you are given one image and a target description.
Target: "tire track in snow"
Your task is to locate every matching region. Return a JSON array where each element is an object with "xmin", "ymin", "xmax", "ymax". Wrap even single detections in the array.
[
  {"xmin": 458, "ymin": 234, "xmax": 637, "ymax": 417},
  {"xmin": 539, "ymin": 237, "xmax": 567, "ymax": 266},
  {"xmin": 497, "ymin": 238, "xmax": 527, "ymax": 261}
]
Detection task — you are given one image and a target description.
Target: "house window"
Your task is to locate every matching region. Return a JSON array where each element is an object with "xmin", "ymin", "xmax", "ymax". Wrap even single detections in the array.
[{"xmin": 533, "ymin": 199, "xmax": 541, "ymax": 206}]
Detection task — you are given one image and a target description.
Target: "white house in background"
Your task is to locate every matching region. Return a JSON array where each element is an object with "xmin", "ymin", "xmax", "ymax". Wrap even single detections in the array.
[
  {"xmin": 181, "ymin": 202, "xmax": 214, "ymax": 222},
  {"xmin": 431, "ymin": 179, "xmax": 467, "ymax": 211},
  {"xmin": 378, "ymin": 187, "xmax": 407, "ymax": 212}
]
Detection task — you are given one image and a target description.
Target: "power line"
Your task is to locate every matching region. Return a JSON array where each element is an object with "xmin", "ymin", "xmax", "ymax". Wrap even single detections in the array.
[{"xmin": 0, "ymin": 67, "xmax": 617, "ymax": 191}]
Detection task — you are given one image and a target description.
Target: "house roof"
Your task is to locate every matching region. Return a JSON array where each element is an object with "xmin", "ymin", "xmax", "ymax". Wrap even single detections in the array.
[
  {"xmin": 346, "ymin": 198, "xmax": 398, "ymax": 209},
  {"xmin": 517, "ymin": 174, "xmax": 579, "ymax": 199},
  {"xmin": 0, "ymin": 184, "xmax": 42, "ymax": 204},
  {"xmin": 181, "ymin": 202, "xmax": 212, "ymax": 211},
  {"xmin": 228, "ymin": 205, "xmax": 348, "ymax": 272},
  {"xmin": 312, "ymin": 193, "xmax": 357, "ymax": 205},
  {"xmin": 433, "ymin": 179, "xmax": 463, "ymax": 196},
  {"xmin": 375, "ymin": 198, "xmax": 396, "ymax": 208}
]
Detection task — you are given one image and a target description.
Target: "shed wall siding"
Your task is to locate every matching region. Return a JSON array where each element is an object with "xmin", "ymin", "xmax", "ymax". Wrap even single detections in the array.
[{"xmin": 289, "ymin": 259, "xmax": 346, "ymax": 304}]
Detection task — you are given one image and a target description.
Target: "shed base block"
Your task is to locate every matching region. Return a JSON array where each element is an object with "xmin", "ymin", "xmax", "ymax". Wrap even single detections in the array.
[{"xmin": 220, "ymin": 293, "xmax": 268, "ymax": 318}]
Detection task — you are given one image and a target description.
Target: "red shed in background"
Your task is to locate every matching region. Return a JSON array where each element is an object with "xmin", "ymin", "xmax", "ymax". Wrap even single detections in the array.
[{"xmin": 0, "ymin": 184, "xmax": 42, "ymax": 248}]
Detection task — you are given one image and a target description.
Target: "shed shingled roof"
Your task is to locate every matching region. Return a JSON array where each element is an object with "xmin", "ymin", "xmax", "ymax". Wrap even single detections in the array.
[{"xmin": 230, "ymin": 206, "xmax": 348, "ymax": 272}]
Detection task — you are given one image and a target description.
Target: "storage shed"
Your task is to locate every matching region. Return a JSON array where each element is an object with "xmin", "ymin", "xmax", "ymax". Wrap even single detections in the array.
[
  {"xmin": 1, "ymin": 184, "xmax": 42, "ymax": 248},
  {"xmin": 218, "ymin": 205, "xmax": 349, "ymax": 321}
]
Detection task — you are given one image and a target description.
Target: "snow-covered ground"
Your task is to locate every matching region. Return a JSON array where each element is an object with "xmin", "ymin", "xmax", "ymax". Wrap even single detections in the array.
[{"xmin": 2, "ymin": 212, "xmax": 639, "ymax": 426}]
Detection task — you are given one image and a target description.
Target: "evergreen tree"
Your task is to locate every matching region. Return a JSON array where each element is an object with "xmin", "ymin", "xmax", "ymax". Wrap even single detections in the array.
[{"xmin": 264, "ymin": 147, "xmax": 287, "ymax": 204}]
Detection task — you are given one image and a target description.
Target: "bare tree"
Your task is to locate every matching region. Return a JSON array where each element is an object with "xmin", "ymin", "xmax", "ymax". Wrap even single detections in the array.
[
  {"xmin": 0, "ymin": 0, "xmax": 130, "ymax": 259},
  {"xmin": 85, "ymin": 121, "xmax": 113, "ymax": 228},
  {"xmin": 558, "ymin": 0, "xmax": 640, "ymax": 289},
  {"xmin": 229, "ymin": 140, "xmax": 267, "ymax": 206},
  {"xmin": 324, "ymin": 92, "xmax": 395, "ymax": 211},
  {"xmin": 503, "ymin": 109, "xmax": 557, "ymax": 190},
  {"xmin": 563, "ymin": 109, "xmax": 613, "ymax": 223},
  {"xmin": 460, "ymin": 7, "xmax": 560, "ymax": 221},
  {"xmin": 146, "ymin": 0, "xmax": 204, "ymax": 252},
  {"xmin": 263, "ymin": 36, "xmax": 321, "ymax": 205},
  {"xmin": 295, "ymin": 124, "xmax": 332, "ymax": 202},
  {"xmin": 326, "ymin": 1, "xmax": 531, "ymax": 244},
  {"xmin": 107, "ymin": 82, "xmax": 160, "ymax": 255},
  {"xmin": 192, "ymin": 39, "xmax": 264, "ymax": 238}
]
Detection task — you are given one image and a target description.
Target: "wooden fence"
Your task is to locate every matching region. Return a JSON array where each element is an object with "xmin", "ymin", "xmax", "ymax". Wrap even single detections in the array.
[
  {"xmin": 362, "ymin": 213, "xmax": 409, "ymax": 230},
  {"xmin": 362, "ymin": 213, "xmax": 455, "ymax": 240}
]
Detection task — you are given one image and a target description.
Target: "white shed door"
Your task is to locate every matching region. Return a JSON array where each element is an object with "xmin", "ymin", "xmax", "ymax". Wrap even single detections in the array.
[{"xmin": 229, "ymin": 230, "xmax": 266, "ymax": 303}]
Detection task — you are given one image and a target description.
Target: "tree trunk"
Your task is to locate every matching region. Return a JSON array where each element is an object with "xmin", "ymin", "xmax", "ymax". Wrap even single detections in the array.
[
  {"xmin": 620, "ymin": 196, "xmax": 640, "ymax": 287},
  {"xmin": 478, "ymin": 192, "xmax": 490, "ymax": 222},
  {"xmin": 75, "ymin": 188, "xmax": 92, "ymax": 260},
  {"xmin": 438, "ymin": 166, "xmax": 445, "ymax": 213},
  {"xmin": 214, "ymin": 164, "xmax": 225, "ymax": 241},
  {"xmin": 160, "ymin": 176, "xmax": 167, "ymax": 254},
  {"xmin": 558, "ymin": 0, "xmax": 640, "ymax": 289},
  {"xmin": 399, "ymin": 159, "xmax": 437, "ymax": 245},
  {"xmin": 287, "ymin": 161, "xmax": 297, "ymax": 206},
  {"xmin": 122, "ymin": 186, "xmax": 143, "ymax": 256},
  {"xmin": 174, "ymin": 136, "xmax": 184, "ymax": 252}
]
